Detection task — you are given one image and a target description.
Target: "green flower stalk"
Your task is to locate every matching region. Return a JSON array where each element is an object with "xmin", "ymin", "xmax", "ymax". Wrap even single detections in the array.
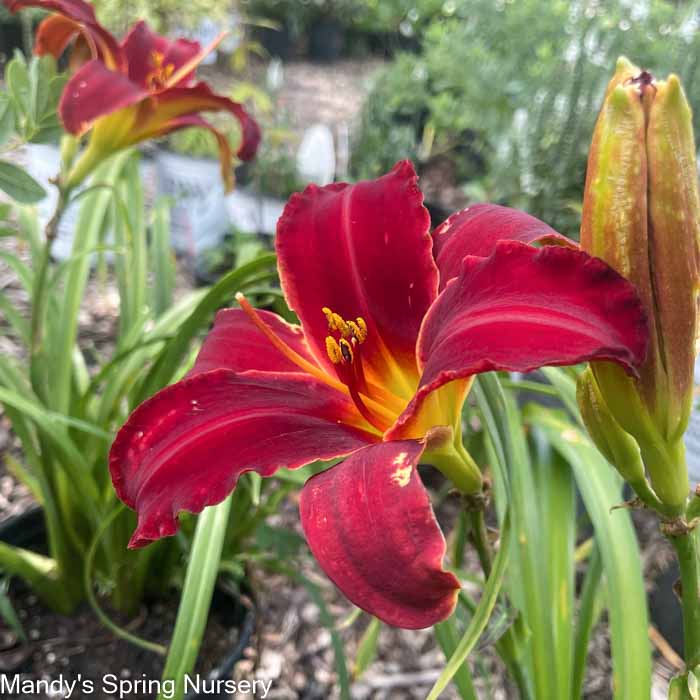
[{"xmin": 579, "ymin": 57, "xmax": 700, "ymax": 512}]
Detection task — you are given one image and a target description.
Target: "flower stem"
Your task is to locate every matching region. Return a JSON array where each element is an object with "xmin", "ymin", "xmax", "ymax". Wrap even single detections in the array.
[
  {"xmin": 468, "ymin": 508, "xmax": 492, "ymax": 578},
  {"xmin": 669, "ymin": 527, "xmax": 700, "ymax": 672},
  {"xmin": 30, "ymin": 185, "xmax": 71, "ymax": 394}
]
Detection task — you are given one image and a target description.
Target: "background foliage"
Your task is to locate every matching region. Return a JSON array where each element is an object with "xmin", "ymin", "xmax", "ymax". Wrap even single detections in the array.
[
  {"xmin": 92, "ymin": 0, "xmax": 229, "ymax": 33},
  {"xmin": 351, "ymin": 0, "xmax": 700, "ymax": 234}
]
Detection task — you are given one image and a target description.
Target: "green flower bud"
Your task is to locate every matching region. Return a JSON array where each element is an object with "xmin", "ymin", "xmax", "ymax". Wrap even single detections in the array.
[
  {"xmin": 580, "ymin": 58, "xmax": 700, "ymax": 511},
  {"xmin": 577, "ymin": 368, "xmax": 669, "ymax": 513}
]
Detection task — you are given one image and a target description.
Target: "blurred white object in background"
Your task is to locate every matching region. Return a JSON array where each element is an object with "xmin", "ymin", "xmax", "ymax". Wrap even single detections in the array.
[
  {"xmin": 266, "ymin": 59, "xmax": 285, "ymax": 93},
  {"xmin": 25, "ymin": 143, "xmax": 152, "ymax": 261},
  {"xmin": 225, "ymin": 188, "xmax": 285, "ymax": 237},
  {"xmin": 155, "ymin": 150, "xmax": 229, "ymax": 258},
  {"xmin": 296, "ymin": 124, "xmax": 335, "ymax": 186},
  {"xmin": 25, "ymin": 143, "xmax": 80, "ymax": 261}
]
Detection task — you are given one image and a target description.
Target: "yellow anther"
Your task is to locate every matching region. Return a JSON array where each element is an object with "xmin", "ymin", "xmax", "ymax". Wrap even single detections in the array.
[
  {"xmin": 339, "ymin": 338, "xmax": 354, "ymax": 364},
  {"xmin": 147, "ymin": 51, "xmax": 175, "ymax": 89},
  {"xmin": 325, "ymin": 336, "xmax": 342, "ymax": 364},
  {"xmin": 348, "ymin": 317, "xmax": 368, "ymax": 343},
  {"xmin": 334, "ymin": 315, "xmax": 350, "ymax": 337},
  {"xmin": 322, "ymin": 308, "xmax": 367, "ymax": 344},
  {"xmin": 322, "ymin": 306, "xmax": 352, "ymax": 336}
]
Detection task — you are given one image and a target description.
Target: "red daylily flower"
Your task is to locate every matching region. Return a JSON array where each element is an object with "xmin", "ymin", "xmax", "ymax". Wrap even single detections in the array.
[
  {"xmin": 110, "ymin": 161, "xmax": 648, "ymax": 629},
  {"xmin": 4, "ymin": 0, "xmax": 260, "ymax": 189}
]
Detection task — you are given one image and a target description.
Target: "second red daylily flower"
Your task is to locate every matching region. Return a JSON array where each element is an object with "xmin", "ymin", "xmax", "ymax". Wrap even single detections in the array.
[
  {"xmin": 62, "ymin": 20, "xmax": 261, "ymax": 189},
  {"xmin": 4, "ymin": 0, "xmax": 260, "ymax": 189},
  {"xmin": 110, "ymin": 161, "xmax": 647, "ymax": 629}
]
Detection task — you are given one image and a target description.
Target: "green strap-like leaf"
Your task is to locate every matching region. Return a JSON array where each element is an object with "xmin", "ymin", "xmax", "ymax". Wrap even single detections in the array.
[
  {"xmin": 434, "ymin": 618, "xmax": 478, "ymax": 700},
  {"xmin": 571, "ymin": 543, "xmax": 605, "ymax": 698},
  {"xmin": 134, "ymin": 254, "xmax": 278, "ymax": 404},
  {"xmin": 0, "ymin": 578, "xmax": 26, "ymax": 642},
  {"xmin": 0, "ymin": 386, "xmax": 99, "ymax": 505},
  {"xmin": 526, "ymin": 406, "xmax": 652, "ymax": 700},
  {"xmin": 427, "ymin": 513, "xmax": 511, "ymax": 700},
  {"xmin": 49, "ymin": 152, "xmax": 131, "ymax": 415},
  {"xmin": 150, "ymin": 198, "xmax": 175, "ymax": 317},
  {"xmin": 158, "ymin": 497, "xmax": 234, "ymax": 700},
  {"xmin": 353, "ymin": 617, "xmax": 382, "ymax": 682}
]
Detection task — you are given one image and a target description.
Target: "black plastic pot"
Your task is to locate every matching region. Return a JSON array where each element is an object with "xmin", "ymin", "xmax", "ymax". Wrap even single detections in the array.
[
  {"xmin": 650, "ymin": 560, "xmax": 684, "ymax": 655},
  {"xmin": 308, "ymin": 16, "xmax": 345, "ymax": 63},
  {"xmin": 0, "ymin": 508, "xmax": 255, "ymax": 700},
  {"xmin": 0, "ymin": 19, "xmax": 23, "ymax": 61},
  {"xmin": 254, "ymin": 25, "xmax": 292, "ymax": 60},
  {"xmin": 425, "ymin": 201, "xmax": 454, "ymax": 229}
]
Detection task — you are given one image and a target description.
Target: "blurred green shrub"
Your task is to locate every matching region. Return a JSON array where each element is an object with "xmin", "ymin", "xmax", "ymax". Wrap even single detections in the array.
[
  {"xmin": 246, "ymin": 118, "xmax": 304, "ymax": 198},
  {"xmin": 351, "ymin": 0, "xmax": 700, "ymax": 234},
  {"xmin": 166, "ymin": 120, "xmax": 242, "ymax": 160},
  {"xmin": 240, "ymin": 0, "xmax": 451, "ymax": 37},
  {"xmin": 92, "ymin": 0, "xmax": 228, "ymax": 33}
]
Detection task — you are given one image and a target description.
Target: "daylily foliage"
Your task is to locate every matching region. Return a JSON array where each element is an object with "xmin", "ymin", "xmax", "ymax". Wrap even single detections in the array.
[
  {"xmin": 4, "ymin": 0, "xmax": 261, "ymax": 189},
  {"xmin": 110, "ymin": 161, "xmax": 647, "ymax": 628}
]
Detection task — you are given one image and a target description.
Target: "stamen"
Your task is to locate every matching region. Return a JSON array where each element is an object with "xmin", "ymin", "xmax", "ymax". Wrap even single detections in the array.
[
  {"xmin": 325, "ymin": 336, "xmax": 343, "ymax": 364},
  {"xmin": 237, "ymin": 293, "xmax": 337, "ymax": 382},
  {"xmin": 147, "ymin": 51, "xmax": 176, "ymax": 90},
  {"xmin": 322, "ymin": 306, "xmax": 354, "ymax": 336},
  {"xmin": 347, "ymin": 317, "xmax": 367, "ymax": 344},
  {"xmin": 237, "ymin": 293, "xmax": 396, "ymax": 431},
  {"xmin": 165, "ymin": 32, "xmax": 228, "ymax": 88}
]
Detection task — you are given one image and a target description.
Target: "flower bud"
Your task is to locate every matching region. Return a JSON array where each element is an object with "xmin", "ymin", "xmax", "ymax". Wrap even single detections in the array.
[
  {"xmin": 577, "ymin": 368, "xmax": 644, "ymax": 483},
  {"xmin": 577, "ymin": 368, "xmax": 672, "ymax": 513},
  {"xmin": 580, "ymin": 58, "xmax": 700, "ymax": 510}
]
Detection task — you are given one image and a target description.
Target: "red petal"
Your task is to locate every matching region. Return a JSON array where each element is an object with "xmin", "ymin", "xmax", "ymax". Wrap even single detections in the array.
[
  {"xmin": 34, "ymin": 15, "xmax": 79, "ymax": 58},
  {"xmin": 189, "ymin": 308, "xmax": 315, "ymax": 376},
  {"xmin": 121, "ymin": 21, "xmax": 200, "ymax": 88},
  {"xmin": 276, "ymin": 161, "xmax": 436, "ymax": 396},
  {"xmin": 300, "ymin": 439, "xmax": 460, "ymax": 628},
  {"xmin": 391, "ymin": 241, "xmax": 648, "ymax": 438},
  {"xmin": 433, "ymin": 204, "xmax": 576, "ymax": 290},
  {"xmin": 59, "ymin": 59, "xmax": 145, "ymax": 135},
  {"xmin": 110, "ymin": 370, "xmax": 376, "ymax": 548},
  {"xmin": 7, "ymin": 0, "xmax": 95, "ymax": 22},
  {"xmin": 130, "ymin": 83, "xmax": 261, "ymax": 162},
  {"xmin": 8, "ymin": 0, "xmax": 125, "ymax": 71}
]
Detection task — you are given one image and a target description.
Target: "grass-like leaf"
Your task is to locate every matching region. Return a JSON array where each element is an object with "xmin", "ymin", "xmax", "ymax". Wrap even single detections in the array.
[{"xmin": 427, "ymin": 513, "xmax": 511, "ymax": 700}]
